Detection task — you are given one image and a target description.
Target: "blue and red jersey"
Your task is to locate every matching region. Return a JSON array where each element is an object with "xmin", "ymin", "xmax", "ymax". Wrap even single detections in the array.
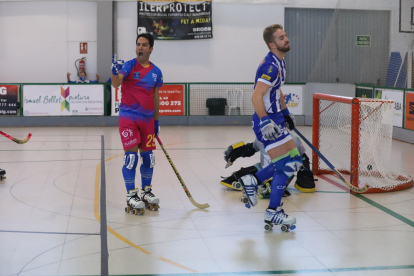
[{"xmin": 119, "ymin": 58, "xmax": 163, "ymax": 121}]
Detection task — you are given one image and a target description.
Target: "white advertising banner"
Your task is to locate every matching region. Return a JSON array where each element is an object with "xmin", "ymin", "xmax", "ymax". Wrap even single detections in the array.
[
  {"xmin": 23, "ymin": 85, "xmax": 104, "ymax": 116},
  {"xmin": 111, "ymin": 86, "xmax": 121, "ymax": 116},
  {"xmin": 282, "ymin": 85, "xmax": 304, "ymax": 115},
  {"xmin": 379, "ymin": 89, "xmax": 404, "ymax": 127}
]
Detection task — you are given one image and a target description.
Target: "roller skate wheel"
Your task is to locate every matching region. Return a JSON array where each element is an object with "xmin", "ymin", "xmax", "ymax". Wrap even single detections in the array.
[
  {"xmin": 133, "ymin": 209, "xmax": 139, "ymax": 215},
  {"xmin": 147, "ymin": 204, "xmax": 154, "ymax": 211},
  {"xmin": 264, "ymin": 224, "xmax": 273, "ymax": 231},
  {"xmin": 240, "ymin": 196, "xmax": 249, "ymax": 204},
  {"xmin": 125, "ymin": 206, "xmax": 131, "ymax": 213},
  {"xmin": 281, "ymin": 225, "xmax": 289, "ymax": 232},
  {"xmin": 153, "ymin": 204, "xmax": 160, "ymax": 211},
  {"xmin": 232, "ymin": 181, "xmax": 242, "ymax": 190},
  {"xmin": 139, "ymin": 208, "xmax": 145, "ymax": 215},
  {"xmin": 259, "ymin": 194, "xmax": 264, "ymax": 199}
]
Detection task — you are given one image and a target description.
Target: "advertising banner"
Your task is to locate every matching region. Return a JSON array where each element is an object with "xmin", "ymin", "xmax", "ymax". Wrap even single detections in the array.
[
  {"xmin": 405, "ymin": 91, "xmax": 414, "ymax": 130},
  {"xmin": 356, "ymin": 86, "xmax": 374, "ymax": 98},
  {"xmin": 23, "ymin": 85, "xmax": 104, "ymax": 116},
  {"xmin": 111, "ymin": 84, "xmax": 185, "ymax": 116},
  {"xmin": 380, "ymin": 89, "xmax": 404, "ymax": 127},
  {"xmin": 138, "ymin": 0, "xmax": 212, "ymax": 40},
  {"xmin": 282, "ymin": 85, "xmax": 304, "ymax": 115},
  {"xmin": 0, "ymin": 85, "xmax": 19, "ymax": 116}
]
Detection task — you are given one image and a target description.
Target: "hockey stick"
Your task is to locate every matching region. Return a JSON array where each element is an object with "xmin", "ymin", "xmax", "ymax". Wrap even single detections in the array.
[
  {"xmin": 155, "ymin": 136, "xmax": 210, "ymax": 209},
  {"xmin": 292, "ymin": 128, "xmax": 369, "ymax": 193},
  {"xmin": 0, "ymin": 131, "xmax": 32, "ymax": 144}
]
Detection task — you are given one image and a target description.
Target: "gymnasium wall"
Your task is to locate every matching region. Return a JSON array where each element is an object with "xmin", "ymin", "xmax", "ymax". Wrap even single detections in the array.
[{"xmin": 0, "ymin": 0, "xmax": 411, "ymax": 83}]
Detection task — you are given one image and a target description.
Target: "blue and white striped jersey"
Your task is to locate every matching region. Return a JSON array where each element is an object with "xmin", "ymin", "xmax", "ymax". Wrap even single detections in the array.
[{"xmin": 254, "ymin": 51, "xmax": 286, "ymax": 114}]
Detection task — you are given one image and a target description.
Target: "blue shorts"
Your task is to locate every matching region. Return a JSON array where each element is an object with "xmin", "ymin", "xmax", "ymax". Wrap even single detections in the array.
[{"xmin": 252, "ymin": 113, "xmax": 292, "ymax": 153}]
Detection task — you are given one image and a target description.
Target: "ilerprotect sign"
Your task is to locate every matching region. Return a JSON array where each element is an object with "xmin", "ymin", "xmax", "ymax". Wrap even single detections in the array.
[
  {"xmin": 23, "ymin": 85, "xmax": 104, "ymax": 116},
  {"xmin": 138, "ymin": 0, "xmax": 212, "ymax": 40}
]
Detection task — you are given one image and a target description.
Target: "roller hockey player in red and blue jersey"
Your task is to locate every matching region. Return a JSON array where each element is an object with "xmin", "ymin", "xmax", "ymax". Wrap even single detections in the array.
[
  {"xmin": 239, "ymin": 24, "xmax": 302, "ymax": 232},
  {"xmin": 112, "ymin": 33, "xmax": 163, "ymax": 215}
]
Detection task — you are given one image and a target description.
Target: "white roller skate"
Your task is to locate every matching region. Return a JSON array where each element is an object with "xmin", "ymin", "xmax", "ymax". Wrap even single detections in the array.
[
  {"xmin": 264, "ymin": 203, "xmax": 296, "ymax": 232},
  {"xmin": 141, "ymin": 185, "xmax": 160, "ymax": 211},
  {"xmin": 238, "ymin": 174, "xmax": 258, "ymax": 208},
  {"xmin": 125, "ymin": 188, "xmax": 145, "ymax": 215}
]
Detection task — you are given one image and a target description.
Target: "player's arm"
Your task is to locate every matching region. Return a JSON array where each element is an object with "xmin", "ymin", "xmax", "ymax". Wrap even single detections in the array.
[
  {"xmin": 253, "ymin": 65, "xmax": 281, "ymax": 140},
  {"xmin": 153, "ymin": 87, "xmax": 160, "ymax": 120},
  {"xmin": 280, "ymin": 88, "xmax": 287, "ymax": 110},
  {"xmin": 252, "ymin": 81, "xmax": 271, "ymax": 119},
  {"xmin": 111, "ymin": 55, "xmax": 125, "ymax": 88},
  {"xmin": 111, "ymin": 74, "xmax": 124, "ymax": 88}
]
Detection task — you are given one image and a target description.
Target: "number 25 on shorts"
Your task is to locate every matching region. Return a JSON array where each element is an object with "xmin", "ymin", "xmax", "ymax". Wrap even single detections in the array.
[{"xmin": 146, "ymin": 134, "xmax": 156, "ymax": 148}]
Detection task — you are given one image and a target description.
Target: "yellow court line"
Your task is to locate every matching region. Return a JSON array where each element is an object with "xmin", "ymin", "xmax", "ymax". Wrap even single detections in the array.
[{"xmin": 94, "ymin": 154, "xmax": 197, "ymax": 272}]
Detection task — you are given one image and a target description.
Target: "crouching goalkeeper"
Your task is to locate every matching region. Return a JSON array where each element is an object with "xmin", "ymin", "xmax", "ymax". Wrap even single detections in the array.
[{"xmin": 220, "ymin": 134, "xmax": 316, "ymax": 197}]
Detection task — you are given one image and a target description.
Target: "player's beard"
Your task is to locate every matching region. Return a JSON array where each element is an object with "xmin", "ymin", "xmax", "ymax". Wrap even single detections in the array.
[{"xmin": 277, "ymin": 43, "xmax": 290, "ymax": 53}]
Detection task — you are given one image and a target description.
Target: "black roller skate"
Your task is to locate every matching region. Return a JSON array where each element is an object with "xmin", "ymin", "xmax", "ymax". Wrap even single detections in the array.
[
  {"xmin": 141, "ymin": 185, "xmax": 160, "ymax": 211},
  {"xmin": 294, "ymin": 154, "xmax": 316, "ymax": 193},
  {"xmin": 125, "ymin": 188, "xmax": 145, "ymax": 215},
  {"xmin": 0, "ymin": 168, "xmax": 6, "ymax": 180}
]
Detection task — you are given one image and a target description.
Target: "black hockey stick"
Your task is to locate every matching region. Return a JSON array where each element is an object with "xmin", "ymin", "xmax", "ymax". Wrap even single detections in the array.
[
  {"xmin": 292, "ymin": 128, "xmax": 369, "ymax": 193},
  {"xmin": 155, "ymin": 136, "xmax": 210, "ymax": 209},
  {"xmin": 0, "ymin": 130, "xmax": 32, "ymax": 144}
]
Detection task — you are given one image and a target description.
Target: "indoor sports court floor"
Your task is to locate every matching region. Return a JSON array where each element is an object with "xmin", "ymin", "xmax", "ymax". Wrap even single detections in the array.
[{"xmin": 0, "ymin": 126, "xmax": 413, "ymax": 276}]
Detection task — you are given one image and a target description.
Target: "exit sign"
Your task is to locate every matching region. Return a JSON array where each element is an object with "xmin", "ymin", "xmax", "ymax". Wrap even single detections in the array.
[
  {"xmin": 80, "ymin": 42, "xmax": 88, "ymax": 54},
  {"xmin": 356, "ymin": 35, "xmax": 371, "ymax": 46}
]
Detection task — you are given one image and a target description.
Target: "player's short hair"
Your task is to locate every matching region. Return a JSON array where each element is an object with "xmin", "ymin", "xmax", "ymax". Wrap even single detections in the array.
[
  {"xmin": 136, "ymin": 33, "xmax": 154, "ymax": 48},
  {"xmin": 78, "ymin": 70, "xmax": 87, "ymax": 77},
  {"xmin": 263, "ymin": 24, "xmax": 284, "ymax": 50}
]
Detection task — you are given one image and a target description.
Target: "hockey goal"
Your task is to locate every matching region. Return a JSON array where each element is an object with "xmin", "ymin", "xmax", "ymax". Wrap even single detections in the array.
[{"xmin": 312, "ymin": 93, "xmax": 413, "ymax": 193}]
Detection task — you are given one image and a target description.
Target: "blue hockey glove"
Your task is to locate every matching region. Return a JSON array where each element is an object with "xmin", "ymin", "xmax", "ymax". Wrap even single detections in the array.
[
  {"xmin": 111, "ymin": 54, "xmax": 124, "ymax": 75},
  {"xmin": 154, "ymin": 120, "xmax": 160, "ymax": 136},
  {"xmin": 282, "ymin": 109, "xmax": 296, "ymax": 130},
  {"xmin": 260, "ymin": 116, "xmax": 281, "ymax": 140}
]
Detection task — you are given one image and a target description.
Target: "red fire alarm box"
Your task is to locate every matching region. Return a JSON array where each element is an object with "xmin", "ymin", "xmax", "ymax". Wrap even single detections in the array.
[{"xmin": 80, "ymin": 42, "xmax": 88, "ymax": 54}]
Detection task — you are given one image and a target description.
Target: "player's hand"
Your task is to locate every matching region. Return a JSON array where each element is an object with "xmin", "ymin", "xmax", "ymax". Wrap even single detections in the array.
[
  {"xmin": 96, "ymin": 74, "xmax": 100, "ymax": 82},
  {"xmin": 260, "ymin": 116, "xmax": 281, "ymax": 140},
  {"xmin": 111, "ymin": 54, "xmax": 124, "ymax": 75},
  {"xmin": 67, "ymin": 72, "xmax": 71, "ymax": 78},
  {"xmin": 154, "ymin": 120, "xmax": 160, "ymax": 136},
  {"xmin": 282, "ymin": 109, "xmax": 296, "ymax": 130}
]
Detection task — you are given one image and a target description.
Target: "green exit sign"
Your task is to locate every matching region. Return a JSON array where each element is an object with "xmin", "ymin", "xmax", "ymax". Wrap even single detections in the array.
[{"xmin": 356, "ymin": 35, "xmax": 371, "ymax": 46}]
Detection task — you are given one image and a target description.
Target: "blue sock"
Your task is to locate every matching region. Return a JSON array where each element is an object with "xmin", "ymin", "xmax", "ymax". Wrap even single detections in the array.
[
  {"xmin": 269, "ymin": 171, "xmax": 288, "ymax": 209},
  {"xmin": 269, "ymin": 155, "xmax": 291, "ymax": 209},
  {"xmin": 140, "ymin": 151, "xmax": 155, "ymax": 189},
  {"xmin": 255, "ymin": 162, "xmax": 276, "ymax": 183},
  {"xmin": 122, "ymin": 152, "xmax": 138, "ymax": 192}
]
